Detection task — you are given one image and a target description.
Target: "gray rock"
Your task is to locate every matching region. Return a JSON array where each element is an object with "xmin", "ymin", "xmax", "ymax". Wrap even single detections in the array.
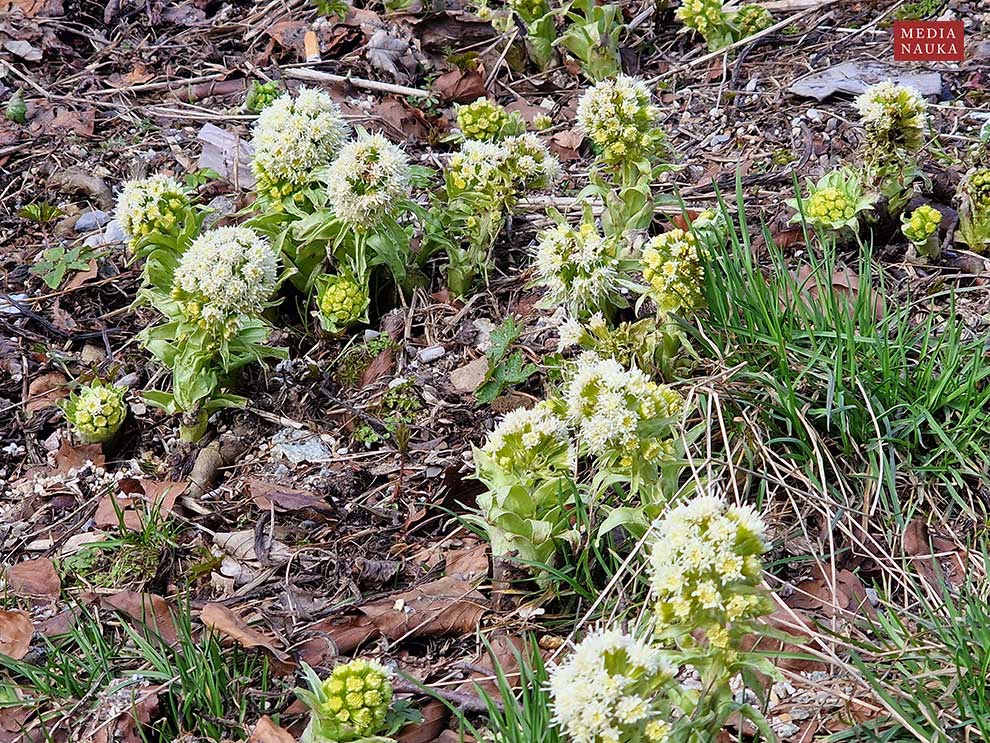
[
  {"xmin": 73, "ymin": 210, "xmax": 110, "ymax": 233},
  {"xmin": 271, "ymin": 427, "xmax": 335, "ymax": 464},
  {"xmin": 202, "ymin": 195, "xmax": 238, "ymax": 229},
  {"xmin": 103, "ymin": 219, "xmax": 126, "ymax": 244},
  {"xmin": 789, "ymin": 61, "xmax": 941, "ymax": 101}
]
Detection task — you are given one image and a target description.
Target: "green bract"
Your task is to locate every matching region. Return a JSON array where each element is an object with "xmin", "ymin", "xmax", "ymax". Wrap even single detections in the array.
[
  {"xmin": 61, "ymin": 381, "xmax": 127, "ymax": 444},
  {"xmin": 788, "ymin": 167, "xmax": 877, "ymax": 234},
  {"xmin": 733, "ymin": 3, "xmax": 773, "ymax": 36},
  {"xmin": 958, "ymin": 167, "xmax": 990, "ymax": 254},
  {"xmin": 901, "ymin": 204, "xmax": 942, "ymax": 258},
  {"xmin": 639, "ymin": 229, "xmax": 705, "ymax": 317},
  {"xmin": 115, "ymin": 174, "xmax": 192, "ymax": 248},
  {"xmin": 297, "ymin": 659, "xmax": 394, "ymax": 743},
  {"xmin": 455, "ymin": 98, "xmax": 525, "ymax": 142},
  {"xmin": 245, "ymin": 80, "xmax": 281, "ymax": 114},
  {"xmin": 676, "ymin": 0, "xmax": 731, "ymax": 50},
  {"xmin": 317, "ymin": 273, "xmax": 368, "ymax": 333}
]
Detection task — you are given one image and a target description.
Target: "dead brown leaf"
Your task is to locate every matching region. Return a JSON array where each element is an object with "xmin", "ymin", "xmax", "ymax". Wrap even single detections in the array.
[
  {"xmin": 397, "ymin": 700, "xmax": 448, "ymax": 743},
  {"xmin": 903, "ymin": 517, "xmax": 968, "ymax": 589},
  {"xmin": 63, "ymin": 259, "xmax": 99, "ymax": 290},
  {"xmin": 550, "ymin": 128, "xmax": 583, "ymax": 160},
  {"xmin": 266, "ymin": 20, "xmax": 307, "ymax": 54},
  {"xmin": 433, "ymin": 69, "xmax": 487, "ymax": 103},
  {"xmin": 248, "ymin": 478, "xmax": 333, "ymax": 516},
  {"xmin": 54, "ymin": 439, "xmax": 105, "ymax": 472},
  {"xmin": 24, "ymin": 371, "xmax": 69, "ymax": 414},
  {"xmin": 8, "ymin": 0, "xmax": 64, "ymax": 16},
  {"xmin": 95, "ymin": 479, "xmax": 184, "ymax": 531},
  {"xmin": 305, "ymin": 612, "xmax": 379, "ymax": 655},
  {"xmin": 0, "ymin": 610, "xmax": 33, "ymax": 660},
  {"xmin": 102, "ymin": 591, "xmax": 178, "ymax": 644},
  {"xmin": 359, "ymin": 576, "xmax": 487, "ymax": 640},
  {"xmin": 786, "ymin": 565, "xmax": 876, "ymax": 619},
  {"xmin": 359, "ymin": 348, "xmax": 395, "ymax": 388},
  {"xmin": 456, "ymin": 634, "xmax": 522, "ymax": 698},
  {"xmin": 200, "ymin": 603, "xmax": 292, "ymax": 663},
  {"xmin": 377, "ymin": 97, "xmax": 429, "ymax": 142},
  {"xmin": 7, "ymin": 557, "xmax": 60, "ymax": 600},
  {"xmin": 248, "ymin": 716, "xmax": 295, "ymax": 743},
  {"xmin": 445, "ymin": 543, "xmax": 489, "ymax": 583}
]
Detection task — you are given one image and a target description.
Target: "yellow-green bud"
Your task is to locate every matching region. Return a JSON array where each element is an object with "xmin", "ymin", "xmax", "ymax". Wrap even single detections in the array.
[
  {"xmin": 456, "ymin": 98, "xmax": 512, "ymax": 142},
  {"xmin": 61, "ymin": 381, "xmax": 127, "ymax": 444},
  {"xmin": 300, "ymin": 658, "xmax": 394, "ymax": 742},
  {"xmin": 317, "ymin": 274, "xmax": 367, "ymax": 332},
  {"xmin": 734, "ymin": 3, "xmax": 773, "ymax": 36}
]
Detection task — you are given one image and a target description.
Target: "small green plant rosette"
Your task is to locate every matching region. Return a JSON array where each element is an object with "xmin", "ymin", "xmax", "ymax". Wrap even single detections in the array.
[
  {"xmin": 455, "ymin": 98, "xmax": 524, "ymax": 143},
  {"xmin": 900, "ymin": 204, "xmax": 942, "ymax": 258},
  {"xmin": 787, "ymin": 167, "xmax": 877, "ymax": 234},
  {"xmin": 676, "ymin": 0, "xmax": 732, "ymax": 50},
  {"xmin": 61, "ymin": 381, "xmax": 127, "ymax": 444},
  {"xmin": 316, "ymin": 273, "xmax": 369, "ymax": 333},
  {"xmin": 509, "ymin": 0, "xmax": 550, "ymax": 24},
  {"xmin": 732, "ymin": 3, "xmax": 773, "ymax": 38},
  {"xmin": 958, "ymin": 167, "xmax": 990, "ymax": 254},
  {"xmin": 245, "ymin": 80, "xmax": 281, "ymax": 114},
  {"xmin": 297, "ymin": 660, "xmax": 395, "ymax": 743}
]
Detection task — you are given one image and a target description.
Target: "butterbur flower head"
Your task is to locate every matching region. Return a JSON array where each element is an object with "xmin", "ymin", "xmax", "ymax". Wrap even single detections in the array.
[
  {"xmin": 502, "ymin": 133, "xmax": 561, "ymax": 192},
  {"xmin": 640, "ymin": 229, "xmax": 705, "ymax": 316},
  {"xmin": 901, "ymin": 204, "xmax": 941, "ymax": 246},
  {"xmin": 962, "ymin": 168, "xmax": 990, "ymax": 211},
  {"xmin": 325, "ymin": 132, "xmax": 411, "ymax": 228},
  {"xmin": 789, "ymin": 167, "xmax": 876, "ymax": 233},
  {"xmin": 676, "ymin": 0, "xmax": 726, "ymax": 40},
  {"xmin": 534, "ymin": 221, "xmax": 625, "ymax": 318},
  {"xmin": 855, "ymin": 81, "xmax": 928, "ymax": 156},
  {"xmin": 549, "ymin": 627, "xmax": 679, "ymax": 743},
  {"xmin": 456, "ymin": 97, "xmax": 516, "ymax": 142},
  {"xmin": 245, "ymin": 80, "xmax": 281, "ymax": 113},
  {"xmin": 649, "ymin": 495, "xmax": 770, "ymax": 638},
  {"xmin": 477, "ymin": 403, "xmax": 571, "ymax": 483},
  {"xmin": 317, "ymin": 274, "xmax": 368, "ymax": 332},
  {"xmin": 576, "ymin": 76, "xmax": 665, "ymax": 165},
  {"xmin": 734, "ymin": 3, "xmax": 773, "ymax": 36},
  {"xmin": 115, "ymin": 174, "xmax": 191, "ymax": 247},
  {"xmin": 510, "ymin": 0, "xmax": 550, "ymax": 23},
  {"xmin": 958, "ymin": 168, "xmax": 990, "ymax": 253},
  {"xmin": 251, "ymin": 87, "xmax": 349, "ymax": 196},
  {"xmin": 562, "ymin": 352, "xmax": 683, "ymax": 461},
  {"xmin": 302, "ymin": 659, "xmax": 393, "ymax": 741},
  {"xmin": 61, "ymin": 381, "xmax": 127, "ymax": 444},
  {"xmin": 447, "ymin": 140, "xmax": 513, "ymax": 200},
  {"xmin": 171, "ymin": 226, "xmax": 279, "ymax": 337}
]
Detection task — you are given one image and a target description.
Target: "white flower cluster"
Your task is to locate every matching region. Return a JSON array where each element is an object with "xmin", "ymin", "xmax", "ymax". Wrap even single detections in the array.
[
  {"xmin": 640, "ymin": 229, "xmax": 705, "ymax": 316},
  {"xmin": 480, "ymin": 402, "xmax": 571, "ymax": 475},
  {"xmin": 649, "ymin": 495, "xmax": 769, "ymax": 642},
  {"xmin": 575, "ymin": 76, "xmax": 664, "ymax": 165},
  {"xmin": 549, "ymin": 627, "xmax": 677, "ymax": 743},
  {"xmin": 325, "ymin": 132, "xmax": 411, "ymax": 228},
  {"xmin": 447, "ymin": 134, "xmax": 559, "ymax": 204},
  {"xmin": 251, "ymin": 87, "xmax": 349, "ymax": 190},
  {"xmin": 534, "ymin": 222, "xmax": 624, "ymax": 318},
  {"xmin": 115, "ymin": 174, "xmax": 190, "ymax": 246},
  {"xmin": 171, "ymin": 226, "xmax": 279, "ymax": 335},
  {"xmin": 854, "ymin": 81, "xmax": 928, "ymax": 154},
  {"xmin": 562, "ymin": 352, "xmax": 682, "ymax": 460}
]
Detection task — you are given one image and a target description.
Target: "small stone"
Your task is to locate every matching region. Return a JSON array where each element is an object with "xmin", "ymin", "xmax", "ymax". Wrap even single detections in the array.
[
  {"xmin": 363, "ymin": 329, "xmax": 381, "ymax": 342},
  {"xmin": 202, "ymin": 195, "xmax": 238, "ymax": 229},
  {"xmin": 805, "ymin": 108, "xmax": 822, "ymax": 123},
  {"xmin": 271, "ymin": 427, "xmax": 335, "ymax": 464},
  {"xmin": 79, "ymin": 344, "xmax": 105, "ymax": 364},
  {"xmin": 103, "ymin": 219, "xmax": 126, "ymax": 244},
  {"xmin": 418, "ymin": 345, "xmax": 445, "ymax": 363},
  {"xmin": 73, "ymin": 210, "xmax": 110, "ymax": 233}
]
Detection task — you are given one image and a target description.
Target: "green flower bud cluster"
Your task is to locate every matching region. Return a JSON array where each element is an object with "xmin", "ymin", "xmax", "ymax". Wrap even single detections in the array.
[
  {"xmin": 788, "ymin": 167, "xmax": 877, "ymax": 234},
  {"xmin": 901, "ymin": 204, "xmax": 941, "ymax": 245},
  {"xmin": 640, "ymin": 228, "xmax": 705, "ymax": 317},
  {"xmin": 115, "ymin": 174, "xmax": 192, "ymax": 248},
  {"xmin": 676, "ymin": 0, "xmax": 727, "ymax": 42},
  {"xmin": 299, "ymin": 659, "xmax": 394, "ymax": 743},
  {"xmin": 575, "ymin": 76, "xmax": 665, "ymax": 167},
  {"xmin": 509, "ymin": 0, "xmax": 549, "ymax": 23},
  {"xmin": 245, "ymin": 80, "xmax": 281, "ymax": 114},
  {"xmin": 532, "ymin": 112, "xmax": 553, "ymax": 131},
  {"xmin": 61, "ymin": 381, "xmax": 127, "ymax": 444},
  {"xmin": 958, "ymin": 168, "xmax": 990, "ymax": 253},
  {"xmin": 733, "ymin": 3, "xmax": 773, "ymax": 36},
  {"xmin": 317, "ymin": 274, "xmax": 368, "ymax": 332},
  {"xmin": 456, "ymin": 98, "xmax": 521, "ymax": 142},
  {"xmin": 855, "ymin": 81, "xmax": 929, "ymax": 157},
  {"xmin": 649, "ymin": 495, "xmax": 772, "ymax": 649}
]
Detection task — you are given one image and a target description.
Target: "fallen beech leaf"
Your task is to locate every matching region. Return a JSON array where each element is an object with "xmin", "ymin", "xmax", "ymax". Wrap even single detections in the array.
[
  {"xmin": 903, "ymin": 518, "xmax": 967, "ymax": 589},
  {"xmin": 266, "ymin": 20, "xmax": 308, "ymax": 54},
  {"xmin": 63, "ymin": 259, "xmax": 99, "ymax": 290},
  {"xmin": 247, "ymin": 478, "xmax": 333, "ymax": 515},
  {"xmin": 445, "ymin": 543, "xmax": 489, "ymax": 583},
  {"xmin": 359, "ymin": 576, "xmax": 487, "ymax": 640},
  {"xmin": 433, "ymin": 69, "xmax": 487, "ymax": 103},
  {"xmin": 397, "ymin": 700, "xmax": 448, "ymax": 743},
  {"xmin": 353, "ymin": 558, "xmax": 402, "ymax": 588},
  {"xmin": 103, "ymin": 591, "xmax": 178, "ymax": 644},
  {"xmin": 95, "ymin": 479, "xmax": 184, "ymax": 531},
  {"xmin": 24, "ymin": 371, "xmax": 69, "ymax": 414},
  {"xmin": 54, "ymin": 439, "xmax": 105, "ymax": 472},
  {"xmin": 0, "ymin": 702, "xmax": 32, "ymax": 743},
  {"xmin": 248, "ymin": 716, "xmax": 295, "ymax": 743},
  {"xmin": 305, "ymin": 612, "xmax": 379, "ymax": 655},
  {"xmin": 786, "ymin": 565, "xmax": 876, "ymax": 619},
  {"xmin": 7, "ymin": 557, "xmax": 60, "ymax": 599},
  {"xmin": 200, "ymin": 603, "xmax": 291, "ymax": 663},
  {"xmin": 456, "ymin": 634, "xmax": 522, "ymax": 698},
  {"xmin": 359, "ymin": 348, "xmax": 395, "ymax": 388},
  {"xmin": 0, "ymin": 610, "xmax": 33, "ymax": 660}
]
